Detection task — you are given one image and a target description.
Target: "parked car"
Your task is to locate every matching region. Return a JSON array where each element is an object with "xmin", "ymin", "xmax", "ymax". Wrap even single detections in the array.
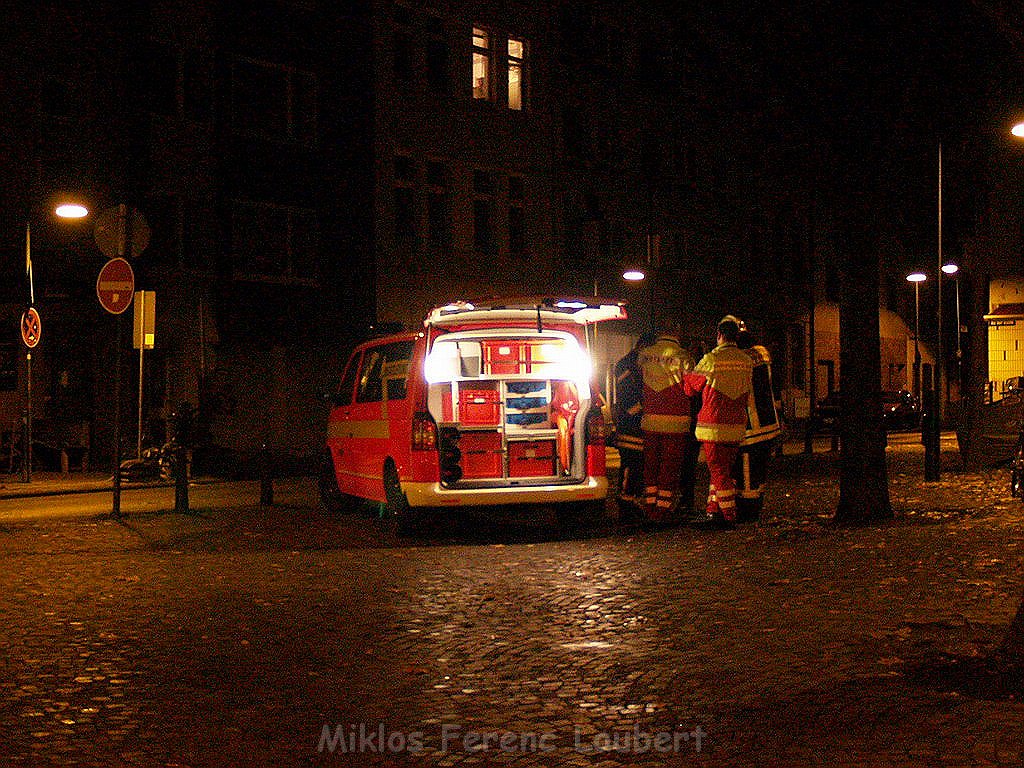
[
  {"xmin": 811, "ymin": 389, "xmax": 920, "ymax": 433},
  {"xmin": 880, "ymin": 389, "xmax": 920, "ymax": 430},
  {"xmin": 318, "ymin": 297, "xmax": 626, "ymax": 531}
]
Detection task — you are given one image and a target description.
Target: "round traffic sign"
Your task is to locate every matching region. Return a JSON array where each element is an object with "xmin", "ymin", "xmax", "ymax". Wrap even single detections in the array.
[
  {"xmin": 94, "ymin": 205, "xmax": 151, "ymax": 259},
  {"xmin": 96, "ymin": 258, "xmax": 135, "ymax": 314},
  {"xmin": 20, "ymin": 307, "xmax": 41, "ymax": 348}
]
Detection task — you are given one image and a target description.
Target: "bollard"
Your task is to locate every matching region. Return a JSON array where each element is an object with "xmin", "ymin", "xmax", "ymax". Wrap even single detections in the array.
[
  {"xmin": 174, "ymin": 443, "xmax": 190, "ymax": 513},
  {"xmin": 260, "ymin": 442, "xmax": 273, "ymax": 506}
]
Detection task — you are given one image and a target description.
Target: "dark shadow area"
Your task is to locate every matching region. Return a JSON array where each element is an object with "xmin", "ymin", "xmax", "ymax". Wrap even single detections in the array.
[{"xmin": 905, "ymin": 652, "xmax": 1024, "ymax": 702}]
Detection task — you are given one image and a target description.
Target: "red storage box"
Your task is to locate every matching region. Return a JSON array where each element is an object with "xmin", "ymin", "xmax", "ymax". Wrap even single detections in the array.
[
  {"xmin": 508, "ymin": 439, "xmax": 557, "ymax": 477},
  {"xmin": 484, "ymin": 342, "xmax": 523, "ymax": 375},
  {"xmin": 460, "ymin": 431, "xmax": 504, "ymax": 479},
  {"xmin": 459, "ymin": 388, "xmax": 501, "ymax": 425}
]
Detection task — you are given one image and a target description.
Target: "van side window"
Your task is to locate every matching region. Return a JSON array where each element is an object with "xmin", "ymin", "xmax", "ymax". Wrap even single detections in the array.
[
  {"xmin": 357, "ymin": 350, "xmax": 384, "ymax": 403},
  {"xmin": 356, "ymin": 341, "xmax": 414, "ymax": 403},
  {"xmin": 336, "ymin": 352, "xmax": 361, "ymax": 406}
]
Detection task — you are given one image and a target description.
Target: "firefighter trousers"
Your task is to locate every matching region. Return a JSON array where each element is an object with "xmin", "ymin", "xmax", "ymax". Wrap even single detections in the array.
[
  {"xmin": 703, "ymin": 441, "xmax": 740, "ymax": 523},
  {"xmin": 643, "ymin": 432, "xmax": 687, "ymax": 522}
]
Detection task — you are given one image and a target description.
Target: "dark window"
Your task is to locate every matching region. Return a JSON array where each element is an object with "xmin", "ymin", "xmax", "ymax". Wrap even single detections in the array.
[
  {"xmin": 394, "ymin": 30, "xmax": 414, "ymax": 81},
  {"xmin": 143, "ymin": 193, "xmax": 182, "ymax": 268},
  {"xmin": 508, "ymin": 175, "xmax": 524, "ymax": 200},
  {"xmin": 357, "ymin": 349, "xmax": 385, "ymax": 403},
  {"xmin": 395, "ymin": 155, "xmax": 416, "ymax": 182},
  {"xmin": 231, "ymin": 201, "xmax": 319, "ymax": 283},
  {"xmin": 426, "ymin": 162, "xmax": 451, "ymax": 249},
  {"xmin": 183, "ymin": 49, "xmax": 212, "ymax": 121},
  {"xmin": 395, "ymin": 187, "xmax": 416, "ymax": 239},
  {"xmin": 354, "ymin": 341, "xmax": 414, "ymax": 404},
  {"xmin": 426, "ymin": 16, "xmax": 449, "ymax": 93},
  {"xmin": 509, "ymin": 174, "xmax": 526, "ymax": 257},
  {"xmin": 232, "ymin": 58, "xmax": 317, "ymax": 144},
  {"xmin": 39, "ymin": 78, "xmax": 73, "ymax": 118},
  {"xmin": 509, "ymin": 204, "xmax": 525, "ymax": 257},
  {"xmin": 383, "ymin": 341, "xmax": 415, "ymax": 400},
  {"xmin": 473, "ymin": 170, "xmax": 493, "ymax": 194},
  {"xmin": 473, "ymin": 199, "xmax": 493, "ymax": 253}
]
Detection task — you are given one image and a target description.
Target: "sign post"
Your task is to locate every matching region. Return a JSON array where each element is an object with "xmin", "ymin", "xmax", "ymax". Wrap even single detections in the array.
[
  {"xmin": 133, "ymin": 291, "xmax": 156, "ymax": 459},
  {"xmin": 97, "ymin": 257, "xmax": 135, "ymax": 517},
  {"xmin": 19, "ymin": 307, "xmax": 41, "ymax": 483}
]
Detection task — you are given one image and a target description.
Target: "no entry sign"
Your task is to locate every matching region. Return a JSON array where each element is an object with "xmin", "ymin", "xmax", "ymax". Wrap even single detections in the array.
[
  {"xmin": 20, "ymin": 307, "xmax": 41, "ymax": 348},
  {"xmin": 96, "ymin": 258, "xmax": 135, "ymax": 315}
]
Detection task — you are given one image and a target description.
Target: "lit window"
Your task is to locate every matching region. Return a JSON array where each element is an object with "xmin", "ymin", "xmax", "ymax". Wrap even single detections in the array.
[
  {"xmin": 507, "ymin": 38, "xmax": 527, "ymax": 110},
  {"xmin": 472, "ymin": 27, "xmax": 491, "ymax": 100}
]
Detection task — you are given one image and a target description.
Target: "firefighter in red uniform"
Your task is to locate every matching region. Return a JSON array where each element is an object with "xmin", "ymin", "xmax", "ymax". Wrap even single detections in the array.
[
  {"xmin": 734, "ymin": 324, "xmax": 782, "ymax": 521},
  {"xmin": 684, "ymin": 315, "xmax": 753, "ymax": 527},
  {"xmin": 638, "ymin": 326, "xmax": 695, "ymax": 525}
]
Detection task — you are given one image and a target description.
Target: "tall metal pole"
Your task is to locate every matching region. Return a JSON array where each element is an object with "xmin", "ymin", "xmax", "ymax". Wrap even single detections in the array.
[
  {"xmin": 113, "ymin": 315, "xmax": 122, "ymax": 516},
  {"xmin": 23, "ymin": 223, "xmax": 33, "ymax": 484},
  {"xmin": 913, "ymin": 282, "xmax": 921, "ymax": 398},
  {"xmin": 934, "ymin": 143, "xmax": 943, "ymax": 478},
  {"xmin": 112, "ymin": 205, "xmax": 132, "ymax": 518},
  {"xmin": 137, "ymin": 290, "xmax": 146, "ymax": 460},
  {"xmin": 24, "ymin": 352, "xmax": 32, "ymax": 483},
  {"xmin": 955, "ymin": 274, "xmax": 962, "ymax": 398}
]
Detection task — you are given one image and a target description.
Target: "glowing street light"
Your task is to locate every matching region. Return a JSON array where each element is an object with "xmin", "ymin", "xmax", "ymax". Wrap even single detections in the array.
[
  {"xmin": 55, "ymin": 203, "xmax": 89, "ymax": 219},
  {"xmin": 622, "ymin": 268, "xmax": 645, "ymax": 282},
  {"xmin": 1012, "ymin": 122, "xmax": 1024, "ymax": 138}
]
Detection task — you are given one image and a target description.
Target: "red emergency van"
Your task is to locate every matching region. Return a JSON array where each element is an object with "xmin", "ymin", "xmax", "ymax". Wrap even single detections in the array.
[{"xmin": 318, "ymin": 297, "xmax": 626, "ymax": 529}]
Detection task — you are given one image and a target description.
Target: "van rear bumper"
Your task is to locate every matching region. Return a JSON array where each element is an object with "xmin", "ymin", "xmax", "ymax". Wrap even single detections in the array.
[{"xmin": 403, "ymin": 477, "xmax": 608, "ymax": 508}]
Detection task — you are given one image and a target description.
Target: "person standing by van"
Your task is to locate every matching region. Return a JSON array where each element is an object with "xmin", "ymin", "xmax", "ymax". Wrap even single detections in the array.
[
  {"xmin": 638, "ymin": 325, "xmax": 695, "ymax": 525},
  {"xmin": 684, "ymin": 315, "xmax": 752, "ymax": 527},
  {"xmin": 734, "ymin": 324, "xmax": 782, "ymax": 521},
  {"xmin": 613, "ymin": 332, "xmax": 655, "ymax": 507}
]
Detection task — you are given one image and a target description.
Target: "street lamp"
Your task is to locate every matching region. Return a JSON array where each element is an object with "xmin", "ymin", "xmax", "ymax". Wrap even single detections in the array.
[
  {"xmin": 933, "ymin": 144, "xmax": 945, "ymax": 482},
  {"xmin": 942, "ymin": 262, "xmax": 961, "ymax": 401},
  {"xmin": 20, "ymin": 201, "xmax": 91, "ymax": 483},
  {"xmin": 906, "ymin": 272, "xmax": 926, "ymax": 399}
]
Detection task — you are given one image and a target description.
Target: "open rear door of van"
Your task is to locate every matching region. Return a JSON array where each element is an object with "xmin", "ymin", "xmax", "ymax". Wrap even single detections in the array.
[{"xmin": 421, "ymin": 296, "xmax": 627, "ymax": 495}]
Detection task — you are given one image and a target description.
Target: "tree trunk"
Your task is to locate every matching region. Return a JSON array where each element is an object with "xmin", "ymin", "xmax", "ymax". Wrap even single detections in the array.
[
  {"xmin": 1001, "ymin": 592, "xmax": 1024, "ymax": 661},
  {"xmin": 833, "ymin": 203, "xmax": 893, "ymax": 525}
]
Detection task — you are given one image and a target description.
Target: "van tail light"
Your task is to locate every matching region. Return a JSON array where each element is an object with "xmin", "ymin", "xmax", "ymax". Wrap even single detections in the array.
[
  {"xmin": 412, "ymin": 411, "xmax": 438, "ymax": 451},
  {"xmin": 585, "ymin": 408, "xmax": 607, "ymax": 476}
]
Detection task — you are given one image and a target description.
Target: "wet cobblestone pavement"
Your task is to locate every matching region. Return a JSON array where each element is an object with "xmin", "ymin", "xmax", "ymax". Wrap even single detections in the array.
[{"xmin": 1, "ymin": 441, "xmax": 1024, "ymax": 766}]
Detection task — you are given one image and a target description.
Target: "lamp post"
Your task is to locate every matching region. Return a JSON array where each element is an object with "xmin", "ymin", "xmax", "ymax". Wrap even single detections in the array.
[
  {"xmin": 942, "ymin": 262, "xmax": 961, "ymax": 401},
  {"xmin": 20, "ymin": 202, "xmax": 90, "ymax": 483},
  {"xmin": 906, "ymin": 272, "xmax": 926, "ymax": 398},
  {"xmin": 928, "ymin": 144, "xmax": 945, "ymax": 483}
]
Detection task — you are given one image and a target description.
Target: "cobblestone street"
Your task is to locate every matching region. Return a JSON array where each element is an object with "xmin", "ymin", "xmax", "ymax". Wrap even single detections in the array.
[{"xmin": 1, "ymin": 440, "xmax": 1023, "ymax": 766}]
